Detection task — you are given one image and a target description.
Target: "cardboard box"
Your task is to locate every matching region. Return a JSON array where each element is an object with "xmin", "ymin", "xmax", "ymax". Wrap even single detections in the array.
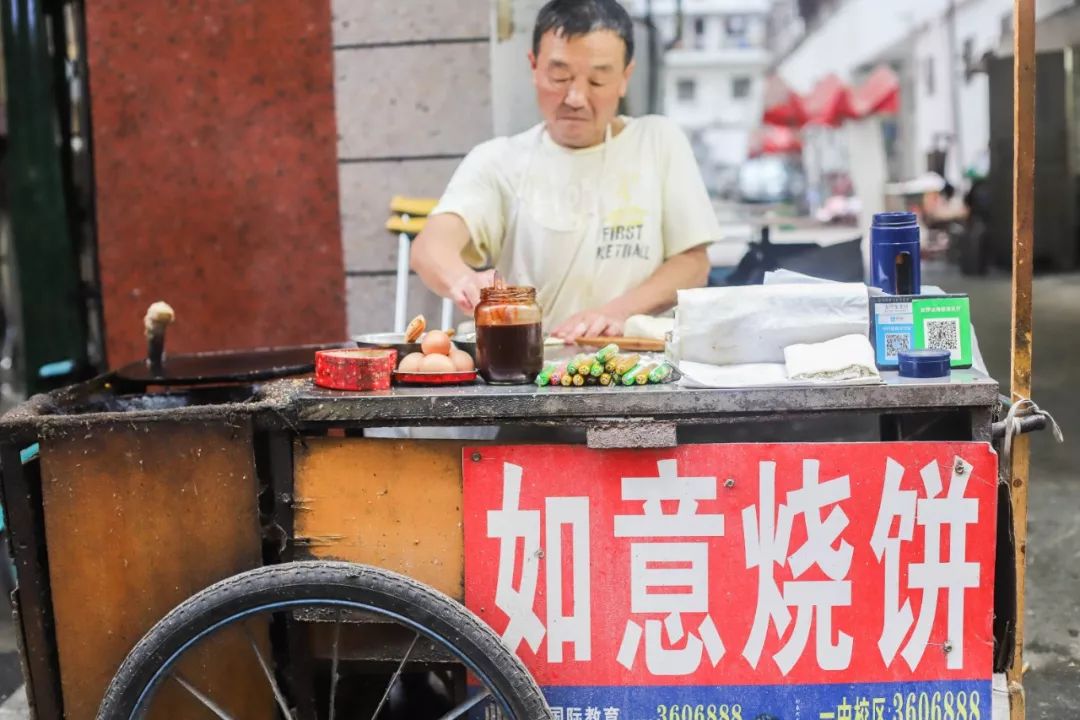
[{"xmin": 870, "ymin": 294, "xmax": 972, "ymax": 369}]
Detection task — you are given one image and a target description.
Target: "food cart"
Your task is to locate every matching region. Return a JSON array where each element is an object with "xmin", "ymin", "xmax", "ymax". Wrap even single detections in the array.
[
  {"xmin": 0, "ymin": 359, "xmax": 1040, "ymax": 719},
  {"xmin": 0, "ymin": 0, "xmax": 1046, "ymax": 717}
]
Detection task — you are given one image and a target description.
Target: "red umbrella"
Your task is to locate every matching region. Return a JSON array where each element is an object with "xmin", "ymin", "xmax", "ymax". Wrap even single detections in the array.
[
  {"xmin": 851, "ymin": 65, "xmax": 900, "ymax": 117},
  {"xmin": 802, "ymin": 74, "xmax": 857, "ymax": 127},
  {"xmin": 762, "ymin": 75, "xmax": 808, "ymax": 127},
  {"xmin": 749, "ymin": 125, "xmax": 803, "ymax": 157}
]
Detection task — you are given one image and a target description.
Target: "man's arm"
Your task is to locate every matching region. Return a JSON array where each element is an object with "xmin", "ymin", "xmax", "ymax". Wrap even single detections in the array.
[
  {"xmin": 551, "ymin": 245, "xmax": 710, "ymax": 340},
  {"xmin": 411, "ymin": 214, "xmax": 494, "ymax": 314}
]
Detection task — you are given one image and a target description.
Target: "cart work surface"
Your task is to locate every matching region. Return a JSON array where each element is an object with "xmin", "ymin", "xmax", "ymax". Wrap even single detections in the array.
[{"xmin": 464, "ymin": 442, "xmax": 997, "ymax": 720}]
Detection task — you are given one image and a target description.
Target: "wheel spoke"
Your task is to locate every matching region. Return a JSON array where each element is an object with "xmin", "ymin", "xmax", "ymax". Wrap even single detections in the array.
[
  {"xmin": 369, "ymin": 633, "xmax": 420, "ymax": 719},
  {"xmin": 436, "ymin": 688, "xmax": 493, "ymax": 720},
  {"xmin": 328, "ymin": 611, "xmax": 341, "ymax": 720},
  {"xmin": 244, "ymin": 624, "xmax": 297, "ymax": 720},
  {"xmin": 171, "ymin": 673, "xmax": 238, "ymax": 720}
]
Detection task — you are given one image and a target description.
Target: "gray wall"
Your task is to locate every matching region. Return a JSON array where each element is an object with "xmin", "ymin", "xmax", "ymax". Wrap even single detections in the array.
[
  {"xmin": 491, "ymin": 0, "xmax": 545, "ymax": 136},
  {"xmin": 332, "ymin": 0, "xmax": 494, "ymax": 335}
]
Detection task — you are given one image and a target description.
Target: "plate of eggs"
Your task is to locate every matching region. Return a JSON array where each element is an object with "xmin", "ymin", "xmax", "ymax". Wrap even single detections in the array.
[{"xmin": 393, "ymin": 329, "xmax": 477, "ymax": 385}]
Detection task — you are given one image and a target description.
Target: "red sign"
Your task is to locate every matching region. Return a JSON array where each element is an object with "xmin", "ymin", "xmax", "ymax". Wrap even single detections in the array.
[{"xmin": 463, "ymin": 443, "xmax": 997, "ymax": 720}]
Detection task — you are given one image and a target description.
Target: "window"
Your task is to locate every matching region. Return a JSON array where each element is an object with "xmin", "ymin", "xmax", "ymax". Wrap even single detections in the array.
[
  {"xmin": 724, "ymin": 14, "xmax": 750, "ymax": 48},
  {"xmin": 924, "ymin": 56, "xmax": 935, "ymax": 96},
  {"xmin": 732, "ymin": 76, "xmax": 752, "ymax": 99},
  {"xmin": 677, "ymin": 78, "xmax": 697, "ymax": 103},
  {"xmin": 962, "ymin": 37, "xmax": 975, "ymax": 84},
  {"xmin": 693, "ymin": 17, "xmax": 706, "ymax": 49}
]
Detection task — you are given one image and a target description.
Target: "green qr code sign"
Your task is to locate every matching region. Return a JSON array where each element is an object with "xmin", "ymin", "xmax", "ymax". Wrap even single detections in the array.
[{"xmin": 913, "ymin": 297, "xmax": 972, "ymax": 367}]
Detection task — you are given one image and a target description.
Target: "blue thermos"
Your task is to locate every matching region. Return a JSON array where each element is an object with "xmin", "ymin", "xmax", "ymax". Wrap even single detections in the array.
[{"xmin": 871, "ymin": 211, "xmax": 921, "ymax": 295}]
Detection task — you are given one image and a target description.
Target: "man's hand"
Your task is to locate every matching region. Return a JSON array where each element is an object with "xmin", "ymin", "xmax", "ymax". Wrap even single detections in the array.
[
  {"xmin": 551, "ymin": 307, "xmax": 627, "ymax": 341},
  {"xmin": 448, "ymin": 269, "xmax": 496, "ymax": 314}
]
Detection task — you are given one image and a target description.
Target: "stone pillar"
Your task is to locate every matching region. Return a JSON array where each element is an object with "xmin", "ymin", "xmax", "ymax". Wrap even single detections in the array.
[
  {"xmin": 85, "ymin": 0, "xmax": 345, "ymax": 365},
  {"xmin": 332, "ymin": 1, "xmax": 494, "ymax": 335}
]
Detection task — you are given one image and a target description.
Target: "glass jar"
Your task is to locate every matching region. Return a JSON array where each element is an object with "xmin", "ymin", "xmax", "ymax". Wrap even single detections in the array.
[{"xmin": 475, "ymin": 285, "xmax": 544, "ymax": 385}]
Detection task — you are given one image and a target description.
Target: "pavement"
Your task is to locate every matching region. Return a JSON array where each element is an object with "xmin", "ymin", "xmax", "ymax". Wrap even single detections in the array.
[
  {"xmin": 932, "ymin": 267, "xmax": 1080, "ymax": 718},
  {"xmin": 0, "ymin": 265, "xmax": 1075, "ymax": 717}
]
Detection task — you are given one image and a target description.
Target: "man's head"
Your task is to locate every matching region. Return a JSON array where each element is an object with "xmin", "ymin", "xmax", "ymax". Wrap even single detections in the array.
[{"xmin": 529, "ymin": 0, "xmax": 636, "ymax": 149}]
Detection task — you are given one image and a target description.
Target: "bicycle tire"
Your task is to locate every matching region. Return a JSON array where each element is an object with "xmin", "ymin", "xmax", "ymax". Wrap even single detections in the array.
[{"xmin": 97, "ymin": 560, "xmax": 552, "ymax": 720}]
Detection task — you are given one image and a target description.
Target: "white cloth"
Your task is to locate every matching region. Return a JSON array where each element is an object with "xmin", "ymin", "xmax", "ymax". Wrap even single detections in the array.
[
  {"xmin": 677, "ymin": 334, "xmax": 882, "ymax": 389},
  {"xmin": 672, "ymin": 283, "xmax": 870, "ymax": 366},
  {"xmin": 678, "ymin": 361, "xmax": 791, "ymax": 389},
  {"xmin": 783, "ymin": 334, "xmax": 880, "ymax": 382},
  {"xmin": 431, "ymin": 115, "xmax": 721, "ymax": 329}
]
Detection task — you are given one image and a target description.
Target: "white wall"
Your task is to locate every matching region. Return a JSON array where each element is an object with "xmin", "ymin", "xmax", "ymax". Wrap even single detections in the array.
[
  {"xmin": 954, "ymin": 0, "xmax": 1013, "ymax": 173},
  {"xmin": 910, "ymin": 0, "xmax": 1017, "ymax": 179},
  {"xmin": 777, "ymin": 0, "xmax": 951, "ymax": 92},
  {"xmin": 911, "ymin": 17, "xmax": 956, "ymax": 179}
]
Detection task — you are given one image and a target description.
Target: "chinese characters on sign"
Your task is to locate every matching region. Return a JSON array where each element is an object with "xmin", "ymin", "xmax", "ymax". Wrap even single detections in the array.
[{"xmin": 464, "ymin": 443, "xmax": 997, "ymax": 718}]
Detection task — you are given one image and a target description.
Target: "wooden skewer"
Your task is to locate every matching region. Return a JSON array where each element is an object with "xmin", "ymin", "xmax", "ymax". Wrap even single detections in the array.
[{"xmin": 1008, "ymin": 2, "xmax": 1035, "ymax": 719}]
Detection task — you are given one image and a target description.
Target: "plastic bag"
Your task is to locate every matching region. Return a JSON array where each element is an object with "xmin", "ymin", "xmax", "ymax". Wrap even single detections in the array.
[{"xmin": 673, "ymin": 283, "xmax": 870, "ymax": 365}]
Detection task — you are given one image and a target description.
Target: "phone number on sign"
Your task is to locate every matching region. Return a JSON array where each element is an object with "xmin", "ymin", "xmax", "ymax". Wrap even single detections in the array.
[
  {"xmin": 888, "ymin": 690, "xmax": 982, "ymax": 720},
  {"xmin": 656, "ymin": 704, "xmax": 743, "ymax": 720}
]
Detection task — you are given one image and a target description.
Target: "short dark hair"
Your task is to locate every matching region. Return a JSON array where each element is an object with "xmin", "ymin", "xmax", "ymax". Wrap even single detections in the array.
[{"xmin": 533, "ymin": 0, "xmax": 635, "ymax": 65}]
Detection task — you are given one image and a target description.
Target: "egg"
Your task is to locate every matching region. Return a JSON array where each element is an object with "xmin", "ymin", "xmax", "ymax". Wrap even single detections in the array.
[
  {"xmin": 397, "ymin": 352, "xmax": 425, "ymax": 372},
  {"xmin": 419, "ymin": 353, "xmax": 456, "ymax": 373},
  {"xmin": 421, "ymin": 330, "xmax": 452, "ymax": 356},
  {"xmin": 449, "ymin": 348, "xmax": 475, "ymax": 371}
]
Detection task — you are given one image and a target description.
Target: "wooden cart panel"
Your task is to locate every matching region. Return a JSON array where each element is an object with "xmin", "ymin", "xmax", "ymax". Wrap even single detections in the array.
[
  {"xmin": 293, "ymin": 438, "xmax": 466, "ymax": 599},
  {"xmin": 40, "ymin": 419, "xmax": 269, "ymax": 719}
]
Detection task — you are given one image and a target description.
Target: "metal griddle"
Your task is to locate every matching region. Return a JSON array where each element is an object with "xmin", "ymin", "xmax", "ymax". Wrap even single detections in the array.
[{"xmin": 113, "ymin": 343, "xmax": 350, "ymax": 387}]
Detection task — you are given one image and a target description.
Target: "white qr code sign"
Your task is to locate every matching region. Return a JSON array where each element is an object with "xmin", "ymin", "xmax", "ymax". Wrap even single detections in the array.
[{"xmin": 923, "ymin": 318, "xmax": 961, "ymax": 359}]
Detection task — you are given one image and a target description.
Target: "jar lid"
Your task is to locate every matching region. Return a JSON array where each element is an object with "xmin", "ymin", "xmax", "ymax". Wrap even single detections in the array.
[{"xmin": 897, "ymin": 349, "xmax": 951, "ymax": 378}]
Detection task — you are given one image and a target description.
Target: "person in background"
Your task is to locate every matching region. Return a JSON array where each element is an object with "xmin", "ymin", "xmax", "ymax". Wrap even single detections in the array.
[{"xmin": 410, "ymin": 0, "xmax": 720, "ymax": 340}]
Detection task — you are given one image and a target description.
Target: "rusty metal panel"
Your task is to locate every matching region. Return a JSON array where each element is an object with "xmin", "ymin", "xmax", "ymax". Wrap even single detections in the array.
[
  {"xmin": 293, "ymin": 438, "xmax": 465, "ymax": 599},
  {"xmin": 39, "ymin": 419, "xmax": 267, "ymax": 719}
]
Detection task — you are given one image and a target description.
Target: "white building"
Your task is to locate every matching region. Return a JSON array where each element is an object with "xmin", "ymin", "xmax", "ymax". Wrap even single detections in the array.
[
  {"xmin": 772, "ymin": 0, "xmax": 1080, "ymax": 183},
  {"xmin": 636, "ymin": 0, "xmax": 772, "ymax": 190}
]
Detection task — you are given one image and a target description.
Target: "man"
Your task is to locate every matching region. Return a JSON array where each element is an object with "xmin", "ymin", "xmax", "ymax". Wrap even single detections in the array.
[{"xmin": 411, "ymin": 0, "xmax": 720, "ymax": 340}]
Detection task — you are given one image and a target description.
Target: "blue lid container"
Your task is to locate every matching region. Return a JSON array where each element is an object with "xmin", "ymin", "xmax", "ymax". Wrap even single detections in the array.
[
  {"xmin": 898, "ymin": 349, "xmax": 951, "ymax": 378},
  {"xmin": 871, "ymin": 211, "xmax": 921, "ymax": 295}
]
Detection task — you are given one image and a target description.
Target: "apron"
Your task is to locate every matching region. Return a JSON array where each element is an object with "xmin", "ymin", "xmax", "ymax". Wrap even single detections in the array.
[
  {"xmin": 365, "ymin": 126, "xmax": 613, "ymax": 441},
  {"xmin": 495, "ymin": 124, "xmax": 613, "ymax": 330}
]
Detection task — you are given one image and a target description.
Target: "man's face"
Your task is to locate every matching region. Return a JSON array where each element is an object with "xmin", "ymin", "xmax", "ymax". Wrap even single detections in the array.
[{"xmin": 529, "ymin": 29, "xmax": 634, "ymax": 149}]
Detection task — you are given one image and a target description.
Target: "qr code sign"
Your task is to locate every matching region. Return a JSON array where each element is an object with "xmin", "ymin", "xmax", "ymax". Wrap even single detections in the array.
[
  {"xmin": 884, "ymin": 332, "xmax": 910, "ymax": 359},
  {"xmin": 924, "ymin": 318, "xmax": 961, "ymax": 358}
]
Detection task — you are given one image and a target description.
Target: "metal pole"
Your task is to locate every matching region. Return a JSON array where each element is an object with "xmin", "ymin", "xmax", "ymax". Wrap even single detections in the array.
[{"xmin": 1008, "ymin": 1, "xmax": 1035, "ymax": 718}]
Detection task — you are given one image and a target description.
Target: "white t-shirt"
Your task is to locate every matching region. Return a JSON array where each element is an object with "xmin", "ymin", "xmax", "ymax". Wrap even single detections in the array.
[{"xmin": 431, "ymin": 115, "xmax": 721, "ymax": 328}]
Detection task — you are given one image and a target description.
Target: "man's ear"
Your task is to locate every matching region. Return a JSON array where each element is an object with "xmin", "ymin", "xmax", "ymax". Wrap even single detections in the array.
[
  {"xmin": 620, "ymin": 59, "xmax": 636, "ymax": 97},
  {"xmin": 528, "ymin": 50, "xmax": 539, "ymax": 71}
]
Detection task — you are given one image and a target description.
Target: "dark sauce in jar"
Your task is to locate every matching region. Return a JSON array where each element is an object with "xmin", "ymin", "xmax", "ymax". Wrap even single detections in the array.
[
  {"xmin": 475, "ymin": 285, "xmax": 544, "ymax": 385},
  {"xmin": 476, "ymin": 323, "xmax": 544, "ymax": 384}
]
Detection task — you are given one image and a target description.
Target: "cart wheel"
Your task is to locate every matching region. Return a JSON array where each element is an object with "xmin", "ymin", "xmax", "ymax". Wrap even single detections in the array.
[
  {"xmin": 0, "ymin": 531, "xmax": 15, "ymax": 605},
  {"xmin": 97, "ymin": 561, "xmax": 552, "ymax": 720}
]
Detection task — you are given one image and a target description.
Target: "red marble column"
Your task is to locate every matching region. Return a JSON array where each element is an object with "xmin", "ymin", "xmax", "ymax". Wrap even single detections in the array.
[{"xmin": 85, "ymin": 0, "xmax": 345, "ymax": 366}]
